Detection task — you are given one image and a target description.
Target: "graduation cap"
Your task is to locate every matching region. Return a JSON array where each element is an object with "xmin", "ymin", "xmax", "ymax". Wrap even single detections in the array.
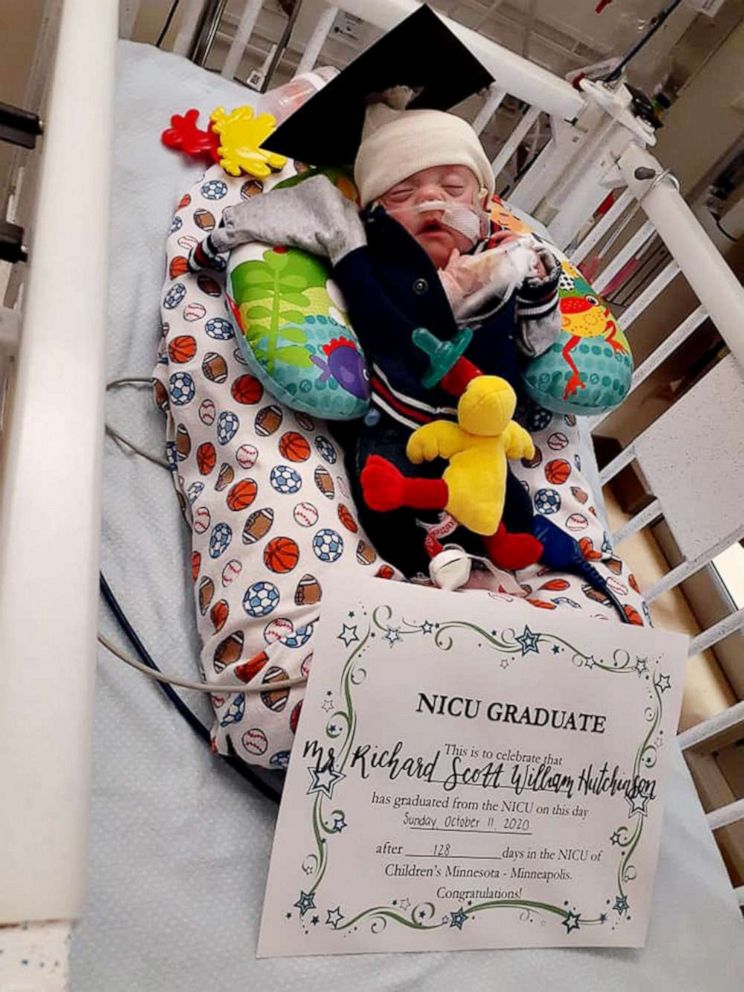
[{"xmin": 265, "ymin": 5, "xmax": 494, "ymax": 167}]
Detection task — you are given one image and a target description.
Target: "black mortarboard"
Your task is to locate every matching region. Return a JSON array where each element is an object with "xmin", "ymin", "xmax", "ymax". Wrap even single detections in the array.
[{"xmin": 265, "ymin": 5, "xmax": 494, "ymax": 167}]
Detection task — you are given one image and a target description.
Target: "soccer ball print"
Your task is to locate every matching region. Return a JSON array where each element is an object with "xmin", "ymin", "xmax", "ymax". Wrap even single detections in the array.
[{"xmin": 152, "ymin": 165, "xmax": 648, "ymax": 771}]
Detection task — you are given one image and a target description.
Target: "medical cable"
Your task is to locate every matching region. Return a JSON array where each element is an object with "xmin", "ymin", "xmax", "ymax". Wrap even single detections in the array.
[
  {"xmin": 99, "ymin": 572, "xmax": 282, "ymax": 804},
  {"xmin": 99, "ymin": 631, "xmax": 307, "ymax": 694}
]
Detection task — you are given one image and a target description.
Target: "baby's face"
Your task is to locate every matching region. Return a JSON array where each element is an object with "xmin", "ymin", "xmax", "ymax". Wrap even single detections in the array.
[{"xmin": 378, "ymin": 165, "xmax": 482, "ymax": 269}]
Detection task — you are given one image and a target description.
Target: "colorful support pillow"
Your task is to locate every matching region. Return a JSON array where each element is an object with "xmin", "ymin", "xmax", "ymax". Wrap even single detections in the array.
[
  {"xmin": 225, "ymin": 168, "xmax": 370, "ymax": 421},
  {"xmin": 490, "ymin": 197, "xmax": 633, "ymax": 416}
]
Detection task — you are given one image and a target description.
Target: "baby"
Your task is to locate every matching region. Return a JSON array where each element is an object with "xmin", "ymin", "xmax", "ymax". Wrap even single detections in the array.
[{"xmin": 190, "ymin": 92, "xmax": 562, "ymax": 579}]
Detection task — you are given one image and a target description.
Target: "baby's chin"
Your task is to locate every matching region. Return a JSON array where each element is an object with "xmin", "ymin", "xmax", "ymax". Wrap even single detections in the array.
[{"xmin": 417, "ymin": 229, "xmax": 474, "ymax": 269}]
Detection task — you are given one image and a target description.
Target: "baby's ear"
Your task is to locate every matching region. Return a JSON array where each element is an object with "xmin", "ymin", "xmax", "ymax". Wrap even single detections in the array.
[{"xmin": 479, "ymin": 186, "xmax": 490, "ymax": 208}]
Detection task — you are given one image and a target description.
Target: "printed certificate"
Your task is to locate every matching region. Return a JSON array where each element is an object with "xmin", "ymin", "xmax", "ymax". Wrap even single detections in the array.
[{"xmin": 258, "ymin": 576, "xmax": 687, "ymax": 956}]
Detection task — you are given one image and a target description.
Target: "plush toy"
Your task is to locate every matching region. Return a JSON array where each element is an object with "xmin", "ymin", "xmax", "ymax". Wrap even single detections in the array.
[{"xmin": 362, "ymin": 375, "xmax": 538, "ymax": 567}]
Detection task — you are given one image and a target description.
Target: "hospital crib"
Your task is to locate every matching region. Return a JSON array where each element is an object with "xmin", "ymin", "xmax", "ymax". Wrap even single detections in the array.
[{"xmin": 0, "ymin": 0, "xmax": 742, "ymax": 986}]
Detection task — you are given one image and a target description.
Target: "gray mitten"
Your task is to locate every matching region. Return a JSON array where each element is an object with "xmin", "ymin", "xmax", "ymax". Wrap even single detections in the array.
[{"xmin": 211, "ymin": 174, "xmax": 366, "ymax": 266}]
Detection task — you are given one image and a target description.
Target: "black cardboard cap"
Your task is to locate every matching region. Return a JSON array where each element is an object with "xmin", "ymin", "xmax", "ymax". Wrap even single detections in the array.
[{"xmin": 265, "ymin": 5, "xmax": 493, "ymax": 166}]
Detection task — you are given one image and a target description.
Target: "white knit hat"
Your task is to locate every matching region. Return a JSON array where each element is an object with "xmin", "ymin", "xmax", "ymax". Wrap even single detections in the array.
[{"xmin": 354, "ymin": 91, "xmax": 495, "ymax": 208}]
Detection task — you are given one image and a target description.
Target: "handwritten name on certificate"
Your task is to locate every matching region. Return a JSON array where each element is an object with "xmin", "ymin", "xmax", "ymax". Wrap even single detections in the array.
[{"xmin": 258, "ymin": 576, "xmax": 687, "ymax": 957}]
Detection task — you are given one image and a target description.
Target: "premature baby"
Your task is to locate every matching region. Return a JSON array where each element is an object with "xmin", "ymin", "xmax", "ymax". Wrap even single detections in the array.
[{"xmin": 189, "ymin": 91, "xmax": 562, "ymax": 579}]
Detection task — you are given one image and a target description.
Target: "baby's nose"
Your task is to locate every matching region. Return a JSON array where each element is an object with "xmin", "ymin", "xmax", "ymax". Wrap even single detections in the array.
[{"xmin": 412, "ymin": 184, "xmax": 445, "ymax": 205}]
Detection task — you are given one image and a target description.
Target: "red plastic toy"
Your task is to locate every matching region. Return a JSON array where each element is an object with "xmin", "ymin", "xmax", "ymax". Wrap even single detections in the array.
[{"xmin": 161, "ymin": 108, "xmax": 219, "ymax": 161}]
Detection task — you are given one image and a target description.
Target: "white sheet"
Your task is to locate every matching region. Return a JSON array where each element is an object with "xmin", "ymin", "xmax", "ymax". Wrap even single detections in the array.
[{"xmin": 71, "ymin": 40, "xmax": 743, "ymax": 989}]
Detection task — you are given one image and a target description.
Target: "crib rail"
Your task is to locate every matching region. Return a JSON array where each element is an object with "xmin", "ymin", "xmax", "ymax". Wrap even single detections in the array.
[{"xmin": 0, "ymin": 0, "xmax": 118, "ymax": 935}]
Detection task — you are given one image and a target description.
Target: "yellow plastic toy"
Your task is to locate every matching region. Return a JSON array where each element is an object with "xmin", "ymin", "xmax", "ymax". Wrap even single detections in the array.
[
  {"xmin": 406, "ymin": 376, "xmax": 534, "ymax": 535},
  {"xmin": 209, "ymin": 105, "xmax": 287, "ymax": 179}
]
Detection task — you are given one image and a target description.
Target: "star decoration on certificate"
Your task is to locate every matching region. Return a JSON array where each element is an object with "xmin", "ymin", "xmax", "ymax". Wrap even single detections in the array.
[
  {"xmin": 383, "ymin": 626, "xmax": 402, "ymax": 646},
  {"xmin": 449, "ymin": 908, "xmax": 468, "ymax": 929},
  {"xmin": 583, "ymin": 654, "xmax": 595, "ymax": 669},
  {"xmin": 307, "ymin": 759, "xmax": 345, "ymax": 800},
  {"xmin": 326, "ymin": 907, "xmax": 344, "ymax": 928},
  {"xmin": 321, "ymin": 698, "xmax": 334, "ymax": 712},
  {"xmin": 609, "ymin": 829, "xmax": 623, "ymax": 846},
  {"xmin": 626, "ymin": 791, "xmax": 650, "ymax": 817},
  {"xmin": 635, "ymin": 657, "xmax": 648, "ymax": 676},
  {"xmin": 516, "ymin": 625, "xmax": 540, "ymax": 655},
  {"xmin": 331, "ymin": 812, "xmax": 347, "ymax": 833},
  {"xmin": 613, "ymin": 894, "xmax": 629, "ymax": 916},
  {"xmin": 655, "ymin": 673, "xmax": 671, "ymax": 693},
  {"xmin": 421, "ymin": 620, "xmax": 434, "ymax": 635},
  {"xmin": 338, "ymin": 624, "xmax": 359, "ymax": 647},
  {"xmin": 399, "ymin": 898, "xmax": 411, "ymax": 911},
  {"xmin": 562, "ymin": 910, "xmax": 581, "ymax": 934},
  {"xmin": 294, "ymin": 891, "xmax": 316, "ymax": 917}
]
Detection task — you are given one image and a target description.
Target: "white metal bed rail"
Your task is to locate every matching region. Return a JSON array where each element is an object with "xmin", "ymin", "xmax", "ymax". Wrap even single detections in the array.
[{"xmin": 0, "ymin": 0, "xmax": 118, "ymax": 928}]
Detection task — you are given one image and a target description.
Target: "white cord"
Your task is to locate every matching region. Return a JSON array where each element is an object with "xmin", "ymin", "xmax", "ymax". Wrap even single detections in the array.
[
  {"xmin": 105, "ymin": 376, "xmax": 172, "ymax": 470},
  {"xmin": 98, "ymin": 633, "xmax": 308, "ymax": 694}
]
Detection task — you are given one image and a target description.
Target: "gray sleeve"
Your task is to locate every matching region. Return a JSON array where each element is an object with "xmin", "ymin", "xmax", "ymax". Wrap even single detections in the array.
[{"xmin": 211, "ymin": 174, "xmax": 367, "ymax": 266}]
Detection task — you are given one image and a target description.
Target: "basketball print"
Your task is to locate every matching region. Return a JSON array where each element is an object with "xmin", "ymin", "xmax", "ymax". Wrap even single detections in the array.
[
  {"xmin": 202, "ymin": 352, "xmax": 228, "ymax": 383},
  {"xmin": 264, "ymin": 536, "xmax": 300, "ymax": 574},
  {"xmin": 191, "ymin": 550, "xmax": 201, "ymax": 582},
  {"xmin": 226, "ymin": 479, "xmax": 257, "ymax": 511},
  {"xmin": 231, "ymin": 374, "xmax": 263, "ymax": 405},
  {"xmin": 198, "ymin": 398, "xmax": 216, "ymax": 426},
  {"xmin": 376, "ymin": 563, "xmax": 396, "ymax": 579},
  {"xmin": 193, "ymin": 207, "xmax": 215, "ymax": 230},
  {"xmin": 243, "ymin": 580, "xmax": 280, "ymax": 618},
  {"xmin": 242, "ymin": 507, "xmax": 274, "ymax": 544},
  {"xmin": 545, "ymin": 459, "xmax": 571, "ymax": 485},
  {"xmin": 213, "ymin": 630, "xmax": 243, "ymax": 671},
  {"xmin": 210, "ymin": 599, "xmax": 229, "ymax": 633},
  {"xmin": 278, "ymin": 431, "xmax": 311, "ymax": 462},
  {"xmin": 337, "ymin": 503, "xmax": 358, "ymax": 533},
  {"xmin": 177, "ymin": 192, "xmax": 191, "ymax": 210},
  {"xmin": 168, "ymin": 335, "xmax": 197, "ymax": 364},
  {"xmin": 197, "ymin": 442, "xmax": 216, "ymax": 476},
  {"xmin": 260, "ymin": 666, "xmax": 290, "ymax": 712},
  {"xmin": 235, "ymin": 650, "xmax": 269, "ymax": 683},
  {"xmin": 314, "ymin": 466, "xmax": 335, "ymax": 499},
  {"xmin": 255, "ymin": 404, "xmax": 283, "ymax": 436},
  {"xmin": 169, "ymin": 256, "xmax": 189, "ymax": 280},
  {"xmin": 221, "ymin": 558, "xmax": 242, "ymax": 586},
  {"xmin": 184, "ymin": 302, "xmax": 206, "ymax": 322},
  {"xmin": 294, "ymin": 573, "xmax": 322, "ymax": 606},
  {"xmin": 236, "ymin": 443, "xmax": 258, "ymax": 469},
  {"xmin": 215, "ymin": 462, "xmax": 234, "ymax": 491},
  {"xmin": 547, "ymin": 431, "xmax": 569, "ymax": 451},
  {"xmin": 623, "ymin": 604, "xmax": 643, "ymax": 626},
  {"xmin": 198, "ymin": 576, "xmax": 215, "ymax": 614},
  {"xmin": 293, "ymin": 501, "xmax": 318, "ymax": 527},
  {"xmin": 242, "ymin": 728, "xmax": 268, "ymax": 756}
]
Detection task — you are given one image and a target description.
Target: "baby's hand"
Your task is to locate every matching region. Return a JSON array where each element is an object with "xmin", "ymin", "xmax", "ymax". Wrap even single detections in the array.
[{"xmin": 439, "ymin": 249, "xmax": 486, "ymax": 308}]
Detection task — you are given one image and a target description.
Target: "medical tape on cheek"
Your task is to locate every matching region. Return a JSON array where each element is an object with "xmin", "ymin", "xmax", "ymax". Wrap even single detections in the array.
[{"xmin": 409, "ymin": 200, "xmax": 486, "ymax": 243}]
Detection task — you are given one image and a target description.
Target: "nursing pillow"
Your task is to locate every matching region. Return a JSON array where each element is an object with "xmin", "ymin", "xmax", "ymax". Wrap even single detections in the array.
[{"xmin": 490, "ymin": 196, "xmax": 633, "ymax": 416}]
